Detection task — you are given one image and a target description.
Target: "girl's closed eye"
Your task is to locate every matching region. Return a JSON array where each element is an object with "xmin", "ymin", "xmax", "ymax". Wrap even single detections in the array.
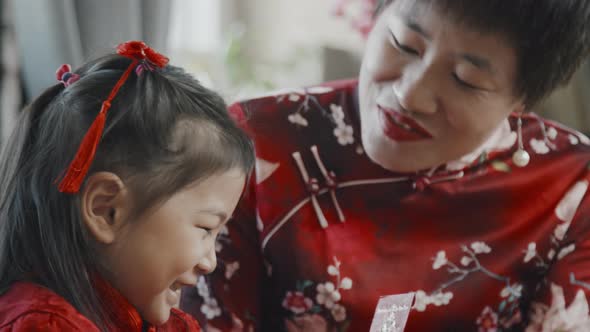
[{"xmin": 197, "ymin": 224, "xmax": 215, "ymax": 238}]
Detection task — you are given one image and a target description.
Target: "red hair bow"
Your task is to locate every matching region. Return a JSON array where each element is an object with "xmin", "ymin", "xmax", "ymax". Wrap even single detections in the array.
[
  {"xmin": 57, "ymin": 41, "xmax": 168, "ymax": 193},
  {"xmin": 116, "ymin": 40, "xmax": 169, "ymax": 68}
]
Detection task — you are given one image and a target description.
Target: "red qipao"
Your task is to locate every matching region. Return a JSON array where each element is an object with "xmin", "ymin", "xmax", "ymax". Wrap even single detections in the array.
[
  {"xmin": 0, "ymin": 281, "xmax": 201, "ymax": 331},
  {"xmin": 181, "ymin": 80, "xmax": 590, "ymax": 331}
]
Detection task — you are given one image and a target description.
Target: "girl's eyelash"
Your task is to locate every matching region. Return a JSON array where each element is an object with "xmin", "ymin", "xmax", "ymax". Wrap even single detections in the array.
[{"xmin": 199, "ymin": 226, "xmax": 214, "ymax": 236}]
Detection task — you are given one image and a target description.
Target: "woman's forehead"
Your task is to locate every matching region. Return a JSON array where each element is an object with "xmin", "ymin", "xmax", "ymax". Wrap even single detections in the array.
[
  {"xmin": 384, "ymin": 0, "xmax": 518, "ymax": 49},
  {"xmin": 379, "ymin": 0, "xmax": 520, "ymax": 93}
]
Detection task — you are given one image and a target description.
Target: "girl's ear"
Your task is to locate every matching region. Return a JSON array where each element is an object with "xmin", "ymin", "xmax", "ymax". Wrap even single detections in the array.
[{"xmin": 80, "ymin": 172, "xmax": 131, "ymax": 244}]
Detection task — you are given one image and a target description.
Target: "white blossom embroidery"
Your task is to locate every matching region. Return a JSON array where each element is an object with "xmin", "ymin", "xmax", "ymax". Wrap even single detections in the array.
[
  {"xmin": 340, "ymin": 277, "xmax": 353, "ymax": 290},
  {"xmin": 288, "ymin": 113, "xmax": 309, "ymax": 127},
  {"xmin": 460, "ymin": 256, "xmax": 473, "ymax": 266},
  {"xmin": 555, "ymin": 223, "xmax": 570, "ymax": 242},
  {"xmin": 255, "ymin": 157, "xmax": 280, "ymax": 185},
  {"xmin": 433, "ymin": 251, "xmax": 448, "ymax": 270},
  {"xmin": 201, "ymin": 299, "xmax": 222, "ymax": 319},
  {"xmin": 555, "ymin": 180, "xmax": 588, "ymax": 224},
  {"xmin": 316, "ymin": 282, "xmax": 341, "ymax": 309},
  {"xmin": 530, "ymin": 138, "xmax": 550, "ymax": 154},
  {"xmin": 330, "ymin": 104, "xmax": 345, "ymax": 125},
  {"xmin": 535, "ymin": 180, "xmax": 590, "ymax": 267},
  {"xmin": 356, "ymin": 145, "xmax": 364, "ymax": 155},
  {"xmin": 525, "ymin": 283, "xmax": 590, "ymax": 332},
  {"xmin": 413, "ymin": 290, "xmax": 429, "ymax": 311},
  {"xmin": 197, "ymin": 277, "xmax": 222, "ymax": 319},
  {"xmin": 413, "ymin": 290, "xmax": 454, "ymax": 312},
  {"xmin": 471, "ymin": 242, "xmax": 492, "ymax": 254},
  {"xmin": 224, "ymin": 261, "xmax": 240, "ymax": 280},
  {"xmin": 334, "ymin": 125, "xmax": 354, "ymax": 145},
  {"xmin": 570, "ymin": 134, "xmax": 580, "ymax": 145},
  {"xmin": 501, "ymin": 284, "xmax": 523, "ymax": 299},
  {"xmin": 557, "ymin": 243, "xmax": 576, "ymax": 260},
  {"xmin": 331, "ymin": 304, "xmax": 347, "ymax": 322},
  {"xmin": 215, "ymin": 241, "xmax": 223, "ymax": 253},
  {"xmin": 429, "ymin": 292, "xmax": 454, "ymax": 306},
  {"xmin": 547, "ymin": 127, "xmax": 558, "ymax": 140},
  {"xmin": 524, "ymin": 242, "xmax": 537, "ymax": 263}
]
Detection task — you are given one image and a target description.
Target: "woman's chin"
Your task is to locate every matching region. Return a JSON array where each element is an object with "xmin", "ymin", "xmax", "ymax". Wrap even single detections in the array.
[{"xmin": 362, "ymin": 137, "xmax": 427, "ymax": 173}]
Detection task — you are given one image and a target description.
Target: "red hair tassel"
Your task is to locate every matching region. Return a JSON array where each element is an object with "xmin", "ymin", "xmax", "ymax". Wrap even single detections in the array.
[{"xmin": 57, "ymin": 41, "xmax": 168, "ymax": 193}]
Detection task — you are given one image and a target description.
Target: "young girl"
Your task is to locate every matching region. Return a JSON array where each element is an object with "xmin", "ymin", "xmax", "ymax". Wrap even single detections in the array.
[{"xmin": 0, "ymin": 41, "xmax": 254, "ymax": 331}]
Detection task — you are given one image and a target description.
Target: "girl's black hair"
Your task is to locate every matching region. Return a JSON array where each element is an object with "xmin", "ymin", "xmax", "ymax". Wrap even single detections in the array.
[{"xmin": 0, "ymin": 53, "xmax": 254, "ymax": 330}]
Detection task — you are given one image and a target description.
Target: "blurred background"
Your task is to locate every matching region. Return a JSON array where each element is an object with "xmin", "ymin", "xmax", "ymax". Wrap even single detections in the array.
[{"xmin": 1, "ymin": 0, "xmax": 589, "ymax": 146}]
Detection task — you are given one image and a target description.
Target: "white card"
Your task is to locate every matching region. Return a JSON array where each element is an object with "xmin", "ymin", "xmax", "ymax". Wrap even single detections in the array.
[{"xmin": 369, "ymin": 292, "xmax": 415, "ymax": 332}]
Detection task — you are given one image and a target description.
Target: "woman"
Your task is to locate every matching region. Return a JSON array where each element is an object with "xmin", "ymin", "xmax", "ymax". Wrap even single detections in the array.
[{"xmin": 182, "ymin": 0, "xmax": 590, "ymax": 331}]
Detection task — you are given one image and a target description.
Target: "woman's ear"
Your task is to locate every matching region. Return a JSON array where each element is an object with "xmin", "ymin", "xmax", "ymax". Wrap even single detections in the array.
[
  {"xmin": 514, "ymin": 103, "xmax": 525, "ymax": 114},
  {"xmin": 80, "ymin": 172, "xmax": 130, "ymax": 244}
]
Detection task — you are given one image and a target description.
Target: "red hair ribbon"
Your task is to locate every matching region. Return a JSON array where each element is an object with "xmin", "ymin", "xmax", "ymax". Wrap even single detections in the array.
[{"xmin": 57, "ymin": 41, "xmax": 169, "ymax": 193}]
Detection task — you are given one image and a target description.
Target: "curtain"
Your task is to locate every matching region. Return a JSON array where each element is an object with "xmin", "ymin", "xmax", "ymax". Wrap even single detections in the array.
[
  {"xmin": 1, "ymin": 0, "xmax": 21, "ymax": 145},
  {"xmin": 538, "ymin": 61, "xmax": 590, "ymax": 133},
  {"xmin": 12, "ymin": 0, "xmax": 171, "ymax": 100}
]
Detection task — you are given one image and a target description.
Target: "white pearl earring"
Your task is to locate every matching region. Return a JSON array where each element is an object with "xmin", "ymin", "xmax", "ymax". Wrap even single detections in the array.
[{"xmin": 512, "ymin": 115, "xmax": 530, "ymax": 167}]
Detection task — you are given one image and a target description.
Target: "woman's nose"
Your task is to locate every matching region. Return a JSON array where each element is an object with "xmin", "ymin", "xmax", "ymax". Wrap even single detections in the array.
[{"xmin": 393, "ymin": 66, "xmax": 437, "ymax": 114}]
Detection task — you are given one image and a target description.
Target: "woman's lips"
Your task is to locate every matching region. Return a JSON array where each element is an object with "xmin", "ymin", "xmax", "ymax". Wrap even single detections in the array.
[{"xmin": 377, "ymin": 105, "xmax": 433, "ymax": 141}]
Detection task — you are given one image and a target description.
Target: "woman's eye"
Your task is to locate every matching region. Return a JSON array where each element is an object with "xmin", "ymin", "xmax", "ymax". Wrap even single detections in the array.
[
  {"xmin": 391, "ymin": 33, "xmax": 419, "ymax": 56},
  {"xmin": 452, "ymin": 73, "xmax": 480, "ymax": 90}
]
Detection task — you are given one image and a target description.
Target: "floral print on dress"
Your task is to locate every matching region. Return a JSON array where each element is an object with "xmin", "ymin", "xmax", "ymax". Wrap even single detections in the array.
[
  {"xmin": 418, "ymin": 242, "xmax": 527, "ymax": 329},
  {"xmin": 556, "ymin": 181, "xmax": 589, "ymax": 224},
  {"xmin": 530, "ymin": 138, "xmax": 550, "ymax": 154},
  {"xmin": 283, "ymin": 291, "xmax": 314, "ymax": 314},
  {"xmin": 330, "ymin": 104, "xmax": 355, "ymax": 146},
  {"xmin": 547, "ymin": 127, "xmax": 558, "ymax": 140},
  {"xmin": 281, "ymin": 86, "xmax": 356, "ymax": 148},
  {"xmin": 525, "ymin": 283, "xmax": 590, "ymax": 332},
  {"xmin": 282, "ymin": 256, "xmax": 353, "ymax": 331},
  {"xmin": 477, "ymin": 306, "xmax": 499, "ymax": 332},
  {"xmin": 523, "ymin": 180, "xmax": 588, "ymax": 269},
  {"xmin": 196, "ymin": 276, "xmax": 222, "ymax": 320},
  {"xmin": 288, "ymin": 113, "xmax": 309, "ymax": 127},
  {"xmin": 224, "ymin": 261, "xmax": 240, "ymax": 280},
  {"xmin": 213, "ymin": 225, "xmax": 241, "ymax": 281},
  {"xmin": 255, "ymin": 157, "xmax": 280, "ymax": 185}
]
